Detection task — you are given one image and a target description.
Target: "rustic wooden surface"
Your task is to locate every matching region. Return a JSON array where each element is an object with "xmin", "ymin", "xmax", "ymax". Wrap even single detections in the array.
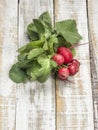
[
  {"xmin": 0, "ymin": 0, "xmax": 17, "ymax": 130},
  {"xmin": 88, "ymin": 0, "xmax": 98, "ymax": 129},
  {"xmin": 0, "ymin": 0, "xmax": 98, "ymax": 130}
]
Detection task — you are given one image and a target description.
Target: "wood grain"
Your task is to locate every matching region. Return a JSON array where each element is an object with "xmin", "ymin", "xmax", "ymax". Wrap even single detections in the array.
[
  {"xmin": 16, "ymin": 0, "xmax": 55, "ymax": 130},
  {"xmin": 0, "ymin": 0, "xmax": 97, "ymax": 130},
  {"xmin": 0, "ymin": 0, "xmax": 18, "ymax": 130},
  {"xmin": 54, "ymin": 0, "xmax": 94, "ymax": 129},
  {"xmin": 88, "ymin": 0, "xmax": 98, "ymax": 129}
]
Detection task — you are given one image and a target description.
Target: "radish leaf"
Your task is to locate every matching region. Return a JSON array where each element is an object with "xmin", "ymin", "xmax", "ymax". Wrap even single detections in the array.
[
  {"xmin": 27, "ymin": 48, "xmax": 44, "ymax": 59},
  {"xmin": 9, "ymin": 63, "xmax": 27, "ymax": 83},
  {"xmin": 27, "ymin": 22, "xmax": 39, "ymax": 41},
  {"xmin": 33, "ymin": 19, "xmax": 45, "ymax": 35},
  {"xmin": 39, "ymin": 11, "xmax": 52, "ymax": 31},
  {"xmin": 56, "ymin": 20, "xmax": 82, "ymax": 44}
]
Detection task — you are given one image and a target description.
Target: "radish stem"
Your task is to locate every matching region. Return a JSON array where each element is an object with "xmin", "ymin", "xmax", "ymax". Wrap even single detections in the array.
[{"xmin": 69, "ymin": 42, "xmax": 89, "ymax": 49}]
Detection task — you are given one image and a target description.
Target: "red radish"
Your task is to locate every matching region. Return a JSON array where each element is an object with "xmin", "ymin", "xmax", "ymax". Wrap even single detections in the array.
[
  {"xmin": 68, "ymin": 63, "xmax": 79, "ymax": 76},
  {"xmin": 52, "ymin": 53, "xmax": 64, "ymax": 65},
  {"xmin": 72, "ymin": 59, "xmax": 80, "ymax": 67},
  {"xmin": 68, "ymin": 64, "xmax": 77, "ymax": 76},
  {"xmin": 57, "ymin": 47, "xmax": 73, "ymax": 64},
  {"xmin": 58, "ymin": 67, "xmax": 69, "ymax": 80}
]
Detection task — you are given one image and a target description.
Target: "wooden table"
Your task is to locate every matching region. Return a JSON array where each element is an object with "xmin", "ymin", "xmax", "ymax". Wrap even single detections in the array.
[{"xmin": 0, "ymin": 0, "xmax": 98, "ymax": 130}]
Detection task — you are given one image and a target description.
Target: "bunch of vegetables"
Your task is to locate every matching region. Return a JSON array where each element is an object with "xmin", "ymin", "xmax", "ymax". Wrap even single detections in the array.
[{"xmin": 9, "ymin": 11, "xmax": 82, "ymax": 83}]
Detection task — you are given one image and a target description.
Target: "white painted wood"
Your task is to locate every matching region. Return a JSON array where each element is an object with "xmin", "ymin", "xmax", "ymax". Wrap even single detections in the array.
[
  {"xmin": 0, "ymin": 0, "xmax": 18, "ymax": 129},
  {"xmin": 0, "ymin": 0, "xmax": 96, "ymax": 130},
  {"xmin": 16, "ymin": 0, "xmax": 55, "ymax": 130},
  {"xmin": 54, "ymin": 0, "xmax": 94, "ymax": 129},
  {"xmin": 88, "ymin": 0, "xmax": 98, "ymax": 129}
]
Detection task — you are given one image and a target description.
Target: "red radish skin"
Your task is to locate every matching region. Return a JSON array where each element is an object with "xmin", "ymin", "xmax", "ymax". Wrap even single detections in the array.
[
  {"xmin": 52, "ymin": 53, "xmax": 65, "ymax": 65},
  {"xmin": 68, "ymin": 63, "xmax": 79, "ymax": 76},
  {"xmin": 72, "ymin": 59, "xmax": 80, "ymax": 67},
  {"xmin": 68, "ymin": 64, "xmax": 77, "ymax": 76},
  {"xmin": 57, "ymin": 47, "xmax": 73, "ymax": 64},
  {"xmin": 75, "ymin": 65, "xmax": 79, "ymax": 72},
  {"xmin": 58, "ymin": 68, "xmax": 69, "ymax": 80},
  {"xmin": 72, "ymin": 59, "xmax": 80, "ymax": 73}
]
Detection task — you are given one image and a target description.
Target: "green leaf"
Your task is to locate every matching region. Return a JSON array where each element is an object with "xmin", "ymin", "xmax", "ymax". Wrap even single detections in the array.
[
  {"xmin": 26, "ymin": 38, "xmax": 45, "ymax": 51},
  {"xmin": 27, "ymin": 30, "xmax": 39, "ymax": 41},
  {"xmin": 18, "ymin": 53, "xmax": 27, "ymax": 61},
  {"xmin": 18, "ymin": 60, "xmax": 33, "ymax": 69},
  {"xmin": 38, "ymin": 57, "xmax": 51, "ymax": 68},
  {"xmin": 27, "ymin": 22, "xmax": 39, "ymax": 41},
  {"xmin": 39, "ymin": 11, "xmax": 52, "ymax": 31},
  {"xmin": 26, "ymin": 59, "xmax": 51, "ymax": 82},
  {"xmin": 61, "ymin": 31, "xmax": 82, "ymax": 44},
  {"xmin": 33, "ymin": 19, "xmax": 45, "ymax": 35},
  {"xmin": 17, "ymin": 38, "xmax": 45, "ymax": 54},
  {"xmin": 71, "ymin": 48, "xmax": 76, "ymax": 56},
  {"xmin": 56, "ymin": 20, "xmax": 82, "ymax": 44},
  {"xmin": 27, "ymin": 22, "xmax": 37, "ymax": 32},
  {"xmin": 57, "ymin": 36, "xmax": 66, "ymax": 44},
  {"xmin": 27, "ymin": 48, "xmax": 44, "ymax": 59},
  {"xmin": 26, "ymin": 61, "xmax": 41, "ymax": 80},
  {"xmin": 56, "ymin": 20, "xmax": 78, "ymax": 32},
  {"xmin": 43, "ymin": 41, "xmax": 48, "ymax": 50},
  {"xmin": 37, "ymin": 73, "xmax": 50, "ymax": 83},
  {"xmin": 17, "ymin": 45, "xmax": 27, "ymax": 53},
  {"xmin": 53, "ymin": 36, "xmax": 66, "ymax": 52},
  {"xmin": 37, "ymin": 57, "xmax": 51, "ymax": 82},
  {"xmin": 37, "ymin": 53, "xmax": 46, "ymax": 58},
  {"xmin": 9, "ymin": 63, "xmax": 27, "ymax": 83},
  {"xmin": 50, "ymin": 60, "xmax": 57, "ymax": 68},
  {"xmin": 48, "ymin": 34, "xmax": 58, "ymax": 55}
]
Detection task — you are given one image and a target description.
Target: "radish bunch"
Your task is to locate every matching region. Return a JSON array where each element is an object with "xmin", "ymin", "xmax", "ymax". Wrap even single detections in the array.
[
  {"xmin": 9, "ymin": 12, "xmax": 82, "ymax": 84},
  {"xmin": 52, "ymin": 46, "xmax": 80, "ymax": 80}
]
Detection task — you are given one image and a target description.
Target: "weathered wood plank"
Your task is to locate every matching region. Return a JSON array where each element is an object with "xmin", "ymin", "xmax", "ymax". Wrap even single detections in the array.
[
  {"xmin": 16, "ymin": 0, "xmax": 55, "ymax": 130},
  {"xmin": 54, "ymin": 0, "xmax": 94, "ymax": 129},
  {"xmin": 0, "ymin": 0, "xmax": 18, "ymax": 130},
  {"xmin": 88, "ymin": 0, "xmax": 98, "ymax": 129}
]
